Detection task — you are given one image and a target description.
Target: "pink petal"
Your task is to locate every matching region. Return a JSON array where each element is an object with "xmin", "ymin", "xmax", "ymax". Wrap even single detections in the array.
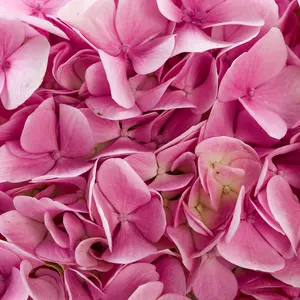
[
  {"xmin": 131, "ymin": 35, "xmax": 175, "ymax": 74},
  {"xmin": 218, "ymin": 28, "xmax": 287, "ymax": 102},
  {"xmin": 172, "ymin": 23, "xmax": 232, "ymax": 56},
  {"xmin": 149, "ymin": 173, "xmax": 194, "ymax": 191},
  {"xmin": 255, "ymin": 66, "xmax": 300, "ymax": 127},
  {"xmin": 225, "ymin": 186, "xmax": 245, "ymax": 243},
  {"xmin": 267, "ymin": 175, "xmax": 300, "ymax": 254},
  {"xmin": 128, "ymin": 281, "xmax": 163, "ymax": 300},
  {"xmin": 159, "ymin": 295, "xmax": 190, "ymax": 300},
  {"xmin": 129, "ymin": 194, "xmax": 166, "ymax": 243},
  {"xmin": 35, "ymin": 157, "xmax": 93, "ymax": 180},
  {"xmin": 204, "ymin": 0, "xmax": 263, "ymax": 27},
  {"xmin": 124, "ymin": 152, "xmax": 158, "ymax": 181},
  {"xmin": 2, "ymin": 36, "xmax": 50, "ymax": 110},
  {"xmin": 115, "ymin": 0, "xmax": 168, "ymax": 48},
  {"xmin": 166, "ymin": 225, "xmax": 195, "ymax": 270},
  {"xmin": 20, "ymin": 105, "xmax": 58, "ymax": 154},
  {"xmin": 272, "ymin": 255, "xmax": 300, "ymax": 288},
  {"xmin": 239, "ymin": 97, "xmax": 287, "ymax": 139},
  {"xmin": 155, "ymin": 256, "xmax": 186, "ymax": 295},
  {"xmin": 93, "ymin": 185, "xmax": 119, "ymax": 251},
  {"xmin": 86, "ymin": 96, "xmax": 142, "ymax": 120},
  {"xmin": 217, "ymin": 220, "xmax": 285, "ymax": 272},
  {"xmin": 102, "ymin": 221, "xmax": 156, "ymax": 264},
  {"xmin": 59, "ymin": 104, "xmax": 94, "ymax": 158},
  {"xmin": 58, "ymin": 0, "xmax": 120, "ymax": 54},
  {"xmin": 85, "ymin": 62, "xmax": 110, "ymax": 96},
  {"xmin": 2, "ymin": 267, "xmax": 28, "ymax": 300},
  {"xmin": 103, "ymin": 263, "xmax": 159, "ymax": 300},
  {"xmin": 98, "ymin": 158, "xmax": 151, "ymax": 214},
  {"xmin": 191, "ymin": 256, "xmax": 238, "ymax": 300},
  {"xmin": 0, "ymin": 144, "xmax": 55, "ymax": 183},
  {"xmin": 20, "ymin": 261, "xmax": 63, "ymax": 300},
  {"xmin": 0, "ymin": 210, "xmax": 47, "ymax": 251},
  {"xmin": 156, "ymin": 0, "xmax": 184, "ymax": 22},
  {"xmin": 98, "ymin": 50, "xmax": 135, "ymax": 109}
]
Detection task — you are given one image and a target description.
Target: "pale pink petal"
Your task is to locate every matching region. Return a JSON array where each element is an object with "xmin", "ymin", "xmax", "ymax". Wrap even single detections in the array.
[
  {"xmin": 58, "ymin": 0, "xmax": 120, "ymax": 54},
  {"xmin": 225, "ymin": 186, "xmax": 245, "ymax": 243},
  {"xmin": 218, "ymin": 28, "xmax": 287, "ymax": 102},
  {"xmin": 267, "ymin": 175, "xmax": 300, "ymax": 254},
  {"xmin": 131, "ymin": 35, "xmax": 175, "ymax": 74},
  {"xmin": 102, "ymin": 222, "xmax": 156, "ymax": 263},
  {"xmin": 172, "ymin": 23, "xmax": 232, "ymax": 56},
  {"xmin": 156, "ymin": 0, "xmax": 184, "ymax": 22},
  {"xmin": 98, "ymin": 50, "xmax": 135, "ymax": 109},
  {"xmin": 98, "ymin": 159, "xmax": 151, "ymax": 214},
  {"xmin": 128, "ymin": 281, "xmax": 163, "ymax": 300},
  {"xmin": 255, "ymin": 66, "xmax": 300, "ymax": 127},
  {"xmin": 0, "ymin": 210, "xmax": 47, "ymax": 251},
  {"xmin": 217, "ymin": 220, "xmax": 285, "ymax": 272},
  {"xmin": 2, "ymin": 36, "xmax": 50, "ymax": 110},
  {"xmin": 115, "ymin": 0, "xmax": 168, "ymax": 48}
]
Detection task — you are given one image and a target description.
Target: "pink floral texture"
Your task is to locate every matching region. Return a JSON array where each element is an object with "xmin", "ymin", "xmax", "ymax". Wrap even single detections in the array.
[{"xmin": 0, "ymin": 0, "xmax": 300, "ymax": 299}]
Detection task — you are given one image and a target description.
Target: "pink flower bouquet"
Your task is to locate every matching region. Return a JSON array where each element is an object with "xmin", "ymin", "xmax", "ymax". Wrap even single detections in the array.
[{"xmin": 0, "ymin": 0, "xmax": 300, "ymax": 299}]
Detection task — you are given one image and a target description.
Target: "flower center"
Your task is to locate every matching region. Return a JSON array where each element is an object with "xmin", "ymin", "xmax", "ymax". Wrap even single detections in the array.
[
  {"xmin": 120, "ymin": 44, "xmax": 130, "ymax": 54},
  {"xmin": 118, "ymin": 213, "xmax": 128, "ymax": 222},
  {"xmin": 182, "ymin": 7, "xmax": 205, "ymax": 24},
  {"xmin": 246, "ymin": 215, "xmax": 256, "ymax": 224},
  {"xmin": 0, "ymin": 60, "xmax": 10, "ymax": 70},
  {"xmin": 52, "ymin": 151, "xmax": 61, "ymax": 160},
  {"xmin": 248, "ymin": 88, "xmax": 256, "ymax": 97}
]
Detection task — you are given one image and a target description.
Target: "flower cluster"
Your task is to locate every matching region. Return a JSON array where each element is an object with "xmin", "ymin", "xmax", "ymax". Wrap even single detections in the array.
[{"xmin": 0, "ymin": 0, "xmax": 300, "ymax": 299}]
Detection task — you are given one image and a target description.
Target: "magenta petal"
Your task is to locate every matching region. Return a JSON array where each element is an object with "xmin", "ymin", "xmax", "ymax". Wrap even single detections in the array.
[
  {"xmin": 59, "ymin": 104, "xmax": 94, "ymax": 157},
  {"xmin": 2, "ymin": 36, "xmax": 50, "ymax": 110},
  {"xmin": 217, "ymin": 220, "xmax": 285, "ymax": 272},
  {"xmin": 98, "ymin": 158, "xmax": 151, "ymax": 214},
  {"xmin": 267, "ymin": 175, "xmax": 300, "ymax": 254},
  {"xmin": 99, "ymin": 50, "xmax": 135, "ymax": 109},
  {"xmin": 0, "ymin": 210, "xmax": 47, "ymax": 251},
  {"xmin": 102, "ymin": 222, "xmax": 156, "ymax": 264},
  {"xmin": 129, "ymin": 194, "xmax": 166, "ymax": 243}
]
